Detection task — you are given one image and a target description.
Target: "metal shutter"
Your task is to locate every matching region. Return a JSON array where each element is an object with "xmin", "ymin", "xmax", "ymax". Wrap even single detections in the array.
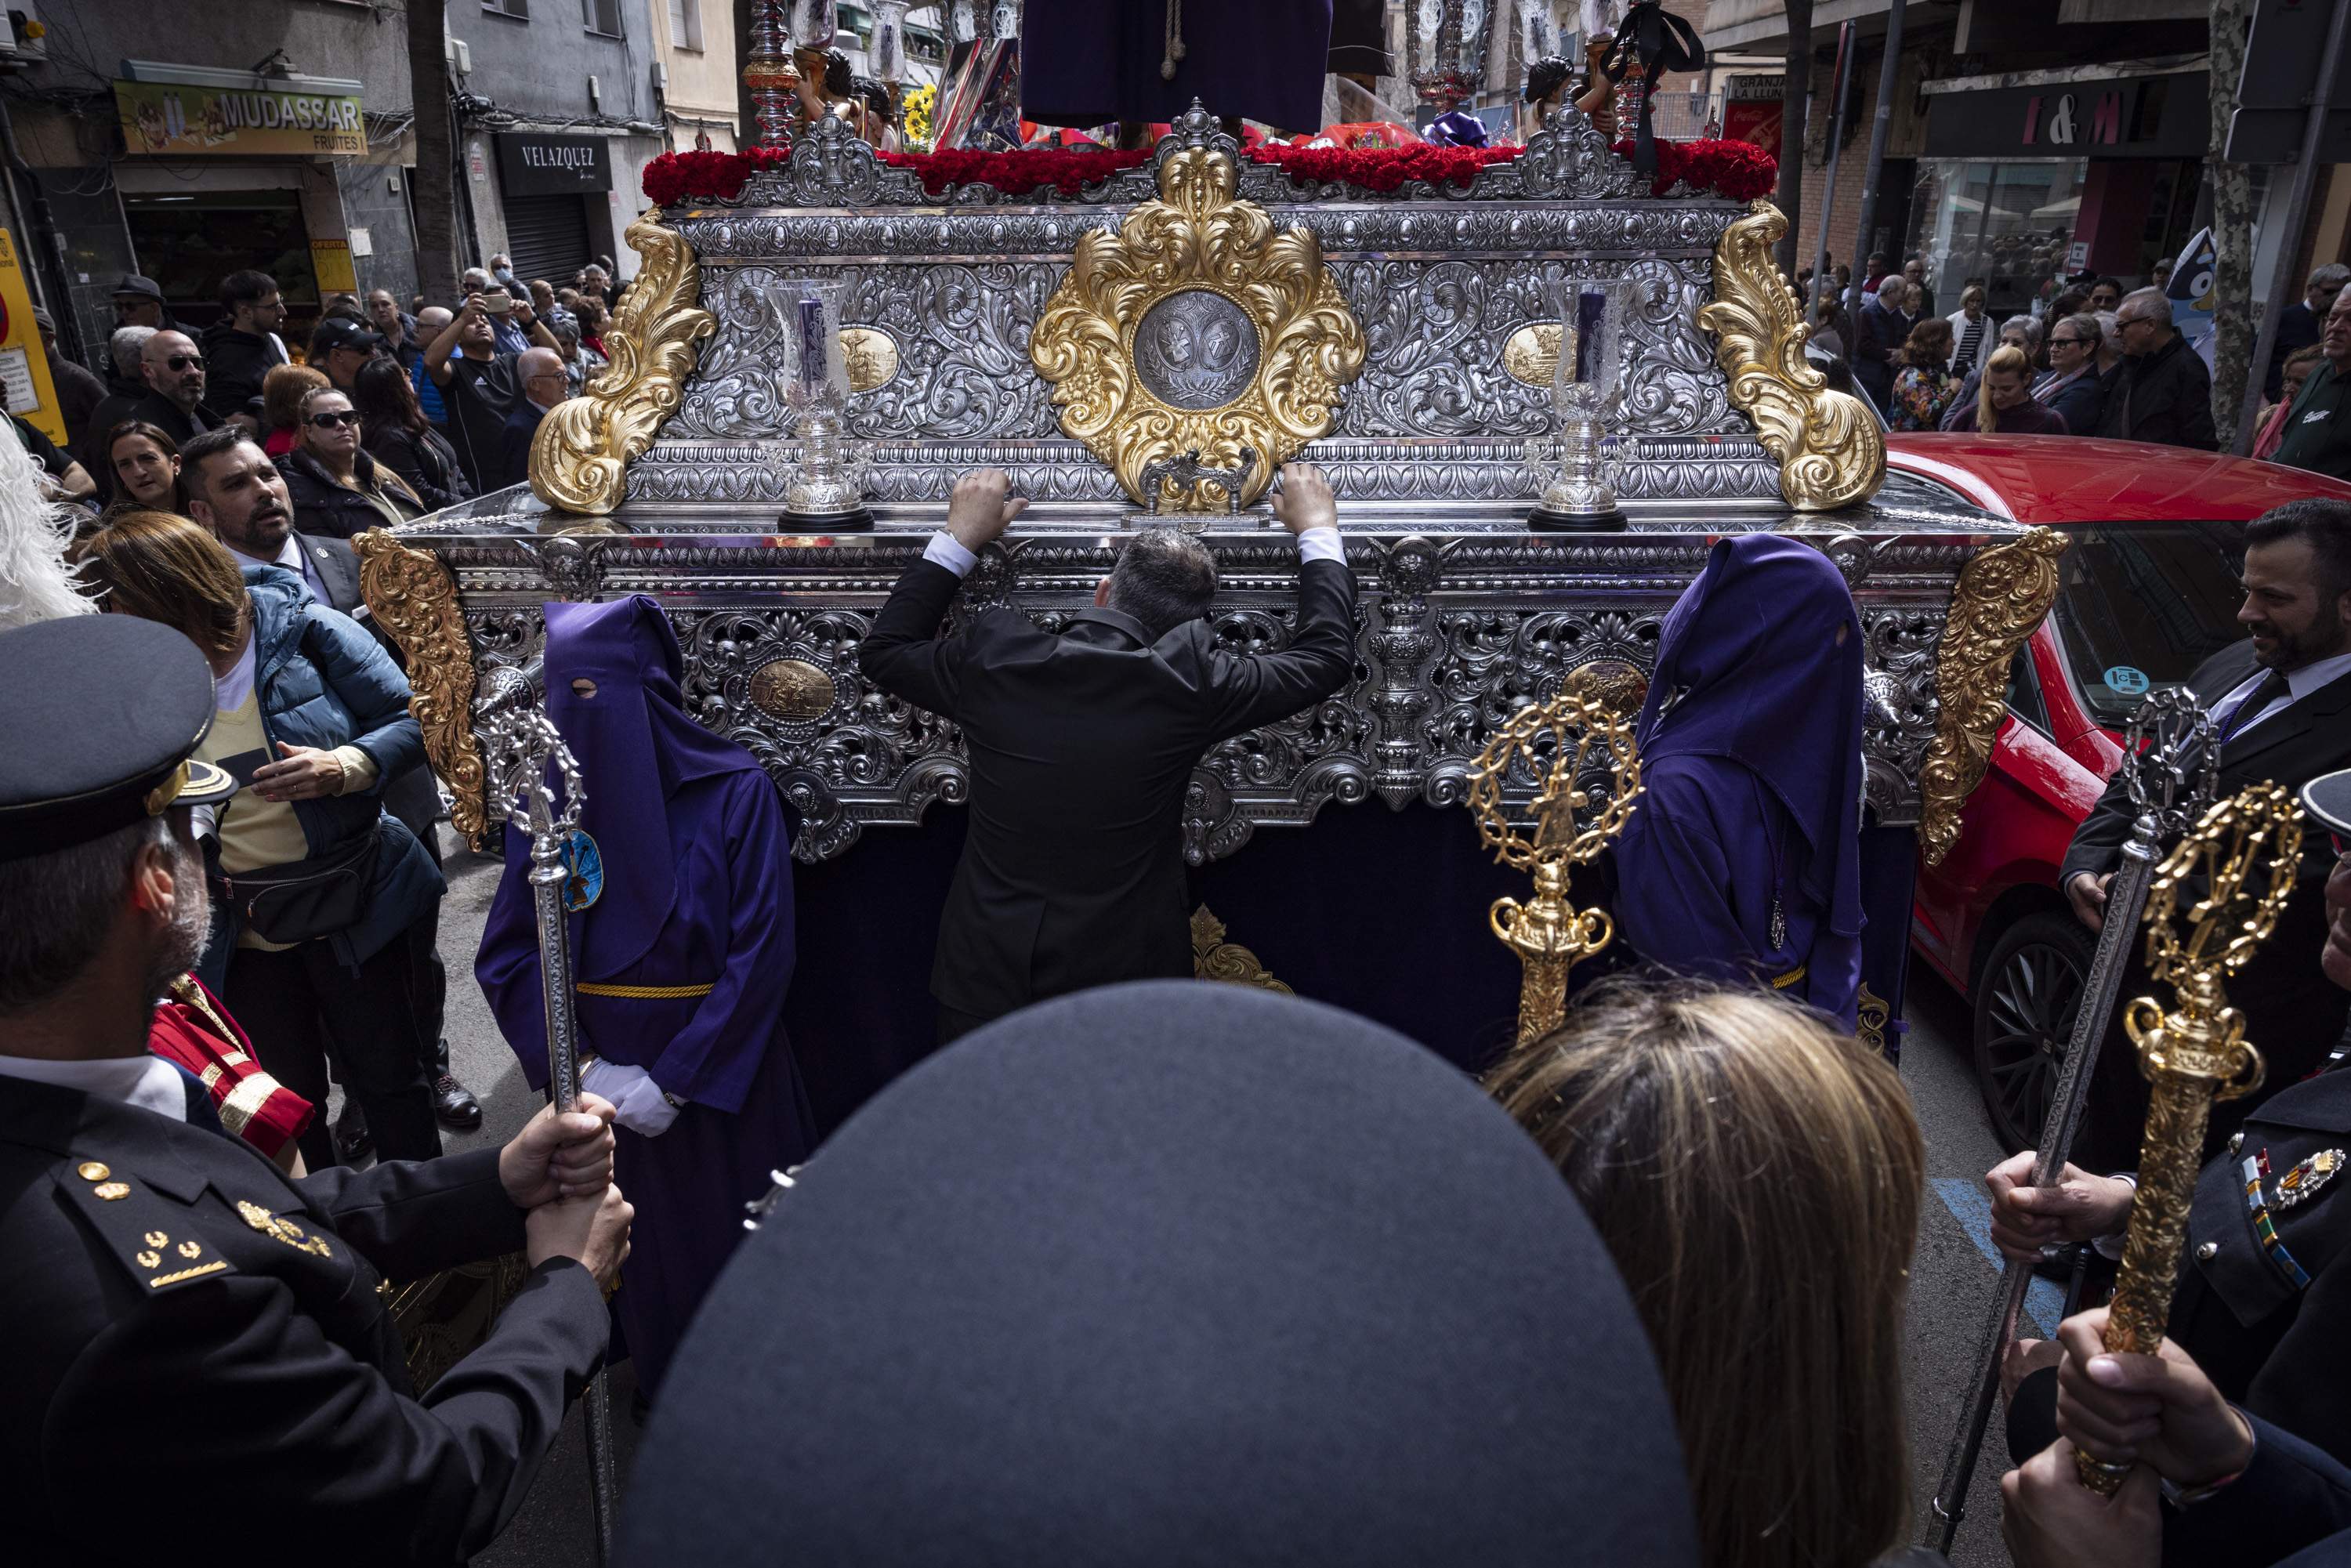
[{"xmin": 502, "ymin": 195, "xmax": 593, "ymax": 291}]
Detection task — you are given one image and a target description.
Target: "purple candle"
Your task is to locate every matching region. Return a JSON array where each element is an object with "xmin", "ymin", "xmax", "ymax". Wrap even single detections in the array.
[
  {"xmin": 796, "ymin": 294, "xmax": 827, "ymax": 389},
  {"xmin": 1573, "ymin": 288, "xmax": 1606, "ymax": 384}
]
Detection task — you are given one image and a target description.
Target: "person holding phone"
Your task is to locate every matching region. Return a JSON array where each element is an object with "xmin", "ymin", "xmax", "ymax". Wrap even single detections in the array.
[{"xmin": 421, "ymin": 290, "xmax": 560, "ymax": 494}]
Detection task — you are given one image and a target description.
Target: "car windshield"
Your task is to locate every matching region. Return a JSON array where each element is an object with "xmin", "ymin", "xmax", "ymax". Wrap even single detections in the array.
[{"xmin": 2049, "ymin": 520, "xmax": 2248, "ymax": 728}]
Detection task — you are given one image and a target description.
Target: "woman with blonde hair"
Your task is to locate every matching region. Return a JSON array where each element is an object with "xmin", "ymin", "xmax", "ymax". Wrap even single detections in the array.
[
  {"xmin": 259, "ymin": 362, "xmax": 329, "ymax": 458},
  {"xmin": 1486, "ymin": 978, "xmax": 1926, "ymax": 1568},
  {"xmin": 1960, "ymin": 343, "xmax": 2068, "ymax": 435}
]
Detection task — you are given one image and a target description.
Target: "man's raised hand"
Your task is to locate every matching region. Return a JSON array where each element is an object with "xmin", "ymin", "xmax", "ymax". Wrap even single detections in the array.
[
  {"xmin": 946, "ymin": 468, "xmax": 1027, "ymax": 551},
  {"xmin": 1268, "ymin": 462, "xmax": 1336, "ymax": 536}
]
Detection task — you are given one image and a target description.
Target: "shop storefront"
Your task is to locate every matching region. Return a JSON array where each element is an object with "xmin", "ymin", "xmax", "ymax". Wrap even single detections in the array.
[
  {"xmin": 107, "ymin": 66, "xmax": 394, "ymax": 344},
  {"xmin": 1911, "ymin": 70, "xmax": 2207, "ymax": 320},
  {"xmin": 493, "ymin": 133, "xmax": 615, "ymax": 287}
]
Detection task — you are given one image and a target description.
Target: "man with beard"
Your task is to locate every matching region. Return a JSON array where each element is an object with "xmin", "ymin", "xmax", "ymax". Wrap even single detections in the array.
[
  {"xmin": 179, "ymin": 429, "xmax": 484, "ymax": 1139},
  {"xmin": 2273, "ymin": 287, "xmax": 2351, "ymax": 482},
  {"xmin": 128, "ymin": 329, "xmax": 218, "ymax": 447},
  {"xmin": 2061, "ymin": 498, "xmax": 2351, "ymax": 1167},
  {"xmin": 200, "ymin": 270, "xmax": 290, "ymax": 424},
  {"xmin": 0, "ymin": 613, "xmax": 629, "ymax": 1563}
]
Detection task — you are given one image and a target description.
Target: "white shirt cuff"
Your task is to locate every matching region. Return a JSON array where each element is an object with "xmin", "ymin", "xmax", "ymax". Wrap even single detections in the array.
[
  {"xmin": 1296, "ymin": 526, "xmax": 1343, "ymax": 565},
  {"xmin": 923, "ymin": 531, "xmax": 977, "ymax": 578}
]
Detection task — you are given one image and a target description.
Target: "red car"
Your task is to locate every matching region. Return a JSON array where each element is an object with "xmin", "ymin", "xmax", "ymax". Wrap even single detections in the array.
[{"xmin": 1886, "ymin": 434, "xmax": 2351, "ymax": 1150}]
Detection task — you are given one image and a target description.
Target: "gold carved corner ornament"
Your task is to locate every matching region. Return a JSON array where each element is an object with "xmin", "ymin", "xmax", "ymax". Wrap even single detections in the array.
[
  {"xmin": 1917, "ymin": 527, "xmax": 2068, "ymax": 868},
  {"xmin": 528, "ymin": 208, "xmax": 718, "ymax": 515},
  {"xmin": 355, "ymin": 531, "xmax": 492, "ymax": 850},
  {"xmin": 1697, "ymin": 199, "xmax": 1886, "ymax": 512},
  {"xmin": 1028, "ymin": 146, "xmax": 1367, "ymax": 512},
  {"xmin": 1191, "ymin": 906, "xmax": 1294, "ymax": 994}
]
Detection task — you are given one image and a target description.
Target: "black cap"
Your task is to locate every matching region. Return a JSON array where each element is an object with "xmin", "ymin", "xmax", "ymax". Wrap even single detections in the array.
[
  {"xmin": 310, "ymin": 317, "xmax": 386, "ymax": 356},
  {"xmin": 621, "ymin": 982, "xmax": 1697, "ymax": 1566},
  {"xmin": 2304, "ymin": 768, "xmax": 2351, "ymax": 838},
  {"xmin": 111, "ymin": 273, "xmax": 165, "ymax": 302},
  {"xmin": 0, "ymin": 617, "xmax": 236, "ymax": 862}
]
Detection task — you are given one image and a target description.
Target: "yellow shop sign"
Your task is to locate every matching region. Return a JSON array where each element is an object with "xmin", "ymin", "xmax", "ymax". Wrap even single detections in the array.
[{"xmin": 114, "ymin": 78, "xmax": 365, "ymax": 157}]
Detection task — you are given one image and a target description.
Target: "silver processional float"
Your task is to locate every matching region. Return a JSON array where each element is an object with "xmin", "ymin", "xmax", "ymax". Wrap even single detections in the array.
[
  {"xmin": 478, "ymin": 671, "xmax": 619, "ymax": 1568},
  {"xmin": 1922, "ymin": 686, "xmax": 2217, "ymax": 1551}
]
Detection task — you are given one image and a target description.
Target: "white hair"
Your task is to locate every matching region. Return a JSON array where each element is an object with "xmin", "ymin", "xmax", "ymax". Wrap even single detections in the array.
[
  {"xmin": 109, "ymin": 325, "xmax": 157, "ymax": 378},
  {"xmin": 1998, "ymin": 314, "xmax": 2043, "ymax": 348},
  {"xmin": 2121, "ymin": 287, "xmax": 2172, "ymax": 326}
]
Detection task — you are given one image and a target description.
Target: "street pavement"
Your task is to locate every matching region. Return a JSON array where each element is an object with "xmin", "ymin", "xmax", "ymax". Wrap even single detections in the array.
[{"xmin": 397, "ymin": 830, "xmax": 2027, "ymax": 1566}]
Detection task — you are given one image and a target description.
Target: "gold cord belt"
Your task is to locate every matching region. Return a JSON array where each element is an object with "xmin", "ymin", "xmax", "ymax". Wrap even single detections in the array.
[
  {"xmin": 1769, "ymin": 965, "xmax": 1809, "ymax": 990},
  {"xmin": 576, "ymin": 982, "xmax": 717, "ymax": 999}
]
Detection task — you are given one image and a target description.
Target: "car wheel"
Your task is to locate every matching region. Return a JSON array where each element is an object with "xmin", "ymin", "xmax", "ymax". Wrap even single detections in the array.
[{"xmin": 1972, "ymin": 912, "xmax": 2097, "ymax": 1153}]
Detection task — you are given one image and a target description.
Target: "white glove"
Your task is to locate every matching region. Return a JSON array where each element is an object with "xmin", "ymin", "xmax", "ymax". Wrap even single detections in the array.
[{"xmin": 579, "ymin": 1059, "xmax": 680, "ymax": 1138}]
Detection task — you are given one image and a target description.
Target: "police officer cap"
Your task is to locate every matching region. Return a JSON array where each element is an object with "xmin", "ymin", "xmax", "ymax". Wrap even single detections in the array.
[
  {"xmin": 2306, "ymin": 767, "xmax": 2351, "ymax": 839},
  {"xmin": 622, "ymin": 981, "xmax": 1697, "ymax": 1567},
  {"xmin": 0, "ymin": 617, "xmax": 235, "ymax": 861}
]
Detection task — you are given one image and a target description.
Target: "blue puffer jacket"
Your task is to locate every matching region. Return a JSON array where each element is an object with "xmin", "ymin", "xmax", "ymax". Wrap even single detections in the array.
[{"xmin": 206, "ymin": 566, "xmax": 444, "ymax": 974}]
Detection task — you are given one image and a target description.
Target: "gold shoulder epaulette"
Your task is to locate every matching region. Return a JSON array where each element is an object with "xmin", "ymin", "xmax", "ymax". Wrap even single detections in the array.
[{"xmin": 53, "ymin": 1160, "xmax": 237, "ymax": 1295}]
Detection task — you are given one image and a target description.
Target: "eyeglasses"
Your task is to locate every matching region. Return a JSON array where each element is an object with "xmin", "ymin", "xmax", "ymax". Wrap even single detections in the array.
[
  {"xmin": 2049, "ymin": 335, "xmax": 2085, "ymax": 347},
  {"xmin": 306, "ymin": 411, "xmax": 361, "ymax": 429},
  {"xmin": 165, "ymin": 353, "xmax": 205, "ymax": 371}
]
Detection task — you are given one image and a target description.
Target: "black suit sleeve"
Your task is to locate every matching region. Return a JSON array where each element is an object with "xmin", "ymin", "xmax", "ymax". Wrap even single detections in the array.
[
  {"xmin": 860, "ymin": 557, "xmax": 981, "ymax": 719},
  {"xmin": 1199, "ymin": 556, "xmax": 1358, "ymax": 739},
  {"xmin": 45, "ymin": 1256, "xmax": 607, "ymax": 1566},
  {"xmin": 297, "ymin": 1146, "xmax": 527, "ymax": 1284},
  {"xmin": 2164, "ymin": 1414, "xmax": 2351, "ymax": 1567}
]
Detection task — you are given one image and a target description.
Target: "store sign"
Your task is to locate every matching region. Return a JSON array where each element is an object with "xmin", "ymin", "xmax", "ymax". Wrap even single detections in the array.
[
  {"xmin": 114, "ymin": 78, "xmax": 364, "ymax": 157},
  {"xmin": 494, "ymin": 134, "xmax": 613, "ymax": 197},
  {"xmin": 1923, "ymin": 72, "xmax": 2206, "ymax": 161}
]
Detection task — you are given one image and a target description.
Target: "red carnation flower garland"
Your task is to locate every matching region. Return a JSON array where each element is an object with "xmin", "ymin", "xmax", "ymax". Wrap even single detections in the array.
[{"xmin": 639, "ymin": 137, "xmax": 1777, "ymax": 207}]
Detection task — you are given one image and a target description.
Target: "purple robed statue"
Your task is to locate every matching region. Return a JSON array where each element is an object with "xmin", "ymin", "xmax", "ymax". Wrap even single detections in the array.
[
  {"xmin": 1610, "ymin": 535, "xmax": 1868, "ymax": 1028},
  {"xmin": 1020, "ymin": 1, "xmax": 1334, "ymax": 134},
  {"xmin": 477, "ymin": 596, "xmax": 815, "ymax": 1397}
]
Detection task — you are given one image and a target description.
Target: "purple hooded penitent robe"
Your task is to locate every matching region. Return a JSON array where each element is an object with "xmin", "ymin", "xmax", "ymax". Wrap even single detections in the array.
[
  {"xmin": 1019, "ymin": 0, "xmax": 1334, "ymax": 134},
  {"xmin": 477, "ymin": 596, "xmax": 815, "ymax": 1396},
  {"xmin": 1610, "ymin": 535, "xmax": 1868, "ymax": 1028}
]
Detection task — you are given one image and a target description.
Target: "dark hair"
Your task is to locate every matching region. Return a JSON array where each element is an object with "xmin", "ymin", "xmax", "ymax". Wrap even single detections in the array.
[
  {"xmin": 219, "ymin": 269, "xmax": 279, "ymax": 313},
  {"xmin": 824, "ymin": 47, "xmax": 852, "ymax": 96},
  {"xmin": 1897, "ymin": 317, "xmax": 1954, "ymax": 368},
  {"xmin": 1817, "ymin": 356, "xmax": 1857, "ymax": 398},
  {"xmin": 2246, "ymin": 498, "xmax": 2351, "ymax": 603},
  {"xmin": 353, "ymin": 356, "xmax": 429, "ymax": 438},
  {"xmin": 2093, "ymin": 275, "xmax": 2124, "ymax": 294},
  {"xmin": 2050, "ymin": 287, "xmax": 2091, "ymax": 322},
  {"xmin": 176, "ymin": 425, "xmax": 265, "ymax": 504},
  {"xmin": 1107, "ymin": 529, "xmax": 1218, "ymax": 638},
  {"xmin": 100, "ymin": 420, "xmax": 188, "ymax": 513},
  {"xmin": 0, "ymin": 817, "xmax": 171, "ymax": 1013},
  {"xmin": 1524, "ymin": 53, "xmax": 1573, "ymax": 104}
]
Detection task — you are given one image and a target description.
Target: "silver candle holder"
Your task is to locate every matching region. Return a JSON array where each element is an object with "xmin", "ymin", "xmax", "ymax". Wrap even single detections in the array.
[
  {"xmin": 1524, "ymin": 274, "xmax": 1635, "ymax": 532},
  {"xmin": 776, "ymin": 277, "xmax": 873, "ymax": 531}
]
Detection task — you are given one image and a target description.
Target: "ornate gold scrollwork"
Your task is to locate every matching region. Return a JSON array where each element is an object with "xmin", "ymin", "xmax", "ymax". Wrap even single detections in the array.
[
  {"xmin": 529, "ymin": 208, "xmax": 719, "ymax": 515},
  {"xmin": 1190, "ymin": 906, "xmax": 1295, "ymax": 994},
  {"xmin": 355, "ymin": 531, "xmax": 492, "ymax": 850},
  {"xmin": 1918, "ymin": 527, "xmax": 2067, "ymax": 867},
  {"xmin": 1697, "ymin": 199, "xmax": 1886, "ymax": 512},
  {"xmin": 1028, "ymin": 146, "xmax": 1367, "ymax": 512}
]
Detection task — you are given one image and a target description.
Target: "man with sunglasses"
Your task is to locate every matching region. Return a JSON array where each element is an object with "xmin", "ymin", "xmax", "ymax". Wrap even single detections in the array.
[
  {"xmin": 2092, "ymin": 288, "xmax": 2217, "ymax": 451},
  {"xmin": 128, "ymin": 330, "xmax": 218, "ymax": 447}
]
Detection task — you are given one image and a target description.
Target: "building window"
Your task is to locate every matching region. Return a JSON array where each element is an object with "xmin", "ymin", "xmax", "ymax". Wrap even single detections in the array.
[
  {"xmin": 668, "ymin": 0, "xmax": 703, "ymax": 50},
  {"xmin": 483, "ymin": 0, "xmax": 528, "ymax": 18},
  {"xmin": 583, "ymin": 0, "xmax": 623, "ymax": 37}
]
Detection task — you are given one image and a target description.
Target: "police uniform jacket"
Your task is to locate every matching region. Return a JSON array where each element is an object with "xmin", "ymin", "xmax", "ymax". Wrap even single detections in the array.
[
  {"xmin": 0, "ymin": 1074, "xmax": 609, "ymax": 1566},
  {"xmin": 2168, "ymin": 1065, "xmax": 2351, "ymax": 1469}
]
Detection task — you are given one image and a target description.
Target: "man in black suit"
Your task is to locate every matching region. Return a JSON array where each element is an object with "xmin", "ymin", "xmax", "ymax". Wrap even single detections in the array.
[
  {"xmin": 2060, "ymin": 498, "xmax": 2351, "ymax": 1166},
  {"xmin": 861, "ymin": 464, "xmax": 1357, "ymax": 1041},
  {"xmin": 0, "ymin": 613, "xmax": 630, "ymax": 1563}
]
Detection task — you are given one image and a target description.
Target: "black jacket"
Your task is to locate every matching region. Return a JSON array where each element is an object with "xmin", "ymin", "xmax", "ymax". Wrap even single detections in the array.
[
  {"xmin": 0, "ymin": 1076, "xmax": 607, "ymax": 1565},
  {"xmin": 197, "ymin": 320, "xmax": 286, "ymax": 423},
  {"xmin": 1853, "ymin": 301, "xmax": 1913, "ymax": 403},
  {"xmin": 362, "ymin": 421, "xmax": 473, "ymax": 512},
  {"xmin": 2094, "ymin": 331, "xmax": 2219, "ymax": 450},
  {"xmin": 276, "ymin": 445, "xmax": 426, "ymax": 541},
  {"xmin": 74, "ymin": 377, "xmax": 147, "ymax": 480},
  {"xmin": 860, "ymin": 549, "xmax": 1358, "ymax": 1020},
  {"xmin": 125, "ymin": 390, "xmax": 216, "ymax": 449},
  {"xmin": 2061, "ymin": 641, "xmax": 2351, "ymax": 1164}
]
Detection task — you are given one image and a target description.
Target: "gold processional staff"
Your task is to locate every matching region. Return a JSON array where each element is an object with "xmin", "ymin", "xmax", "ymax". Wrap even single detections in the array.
[
  {"xmin": 1468, "ymin": 691, "xmax": 1643, "ymax": 1045},
  {"xmin": 2077, "ymin": 781, "xmax": 2303, "ymax": 1496}
]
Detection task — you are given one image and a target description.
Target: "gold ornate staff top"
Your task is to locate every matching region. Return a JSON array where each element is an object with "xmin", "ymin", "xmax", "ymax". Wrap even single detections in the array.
[
  {"xmin": 2077, "ymin": 781, "xmax": 2302, "ymax": 1496},
  {"xmin": 1468, "ymin": 693, "xmax": 1643, "ymax": 1045}
]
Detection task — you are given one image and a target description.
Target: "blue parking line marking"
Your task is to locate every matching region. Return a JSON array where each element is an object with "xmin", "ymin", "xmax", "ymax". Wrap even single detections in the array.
[{"xmin": 1933, "ymin": 1178, "xmax": 2067, "ymax": 1338}]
